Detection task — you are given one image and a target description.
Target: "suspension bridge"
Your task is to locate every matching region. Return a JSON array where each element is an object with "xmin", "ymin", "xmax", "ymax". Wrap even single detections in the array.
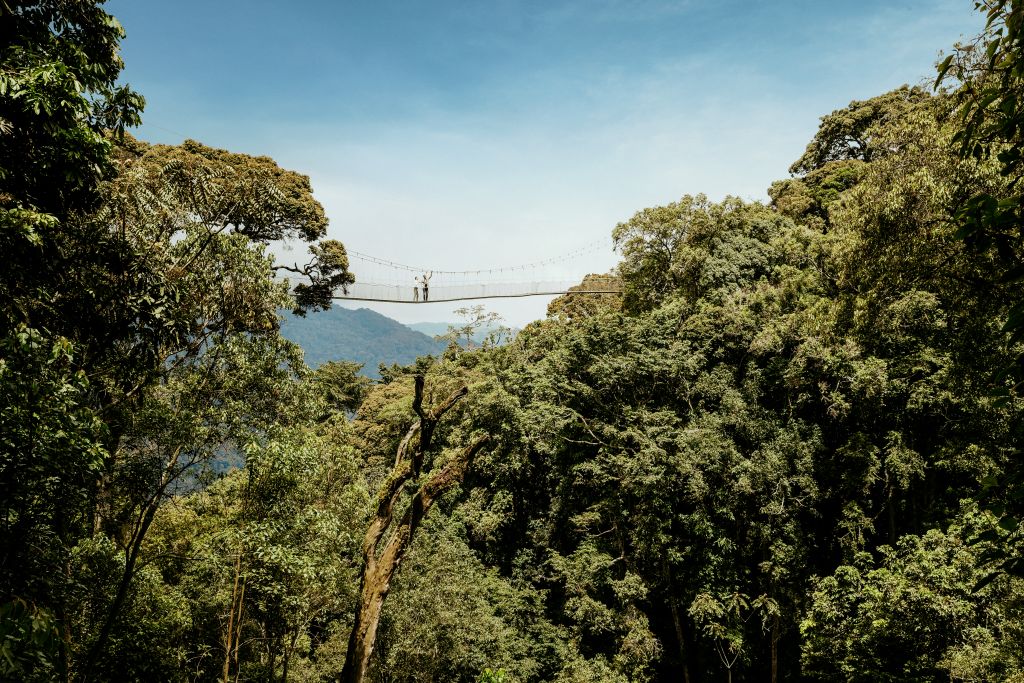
[{"xmin": 328, "ymin": 239, "xmax": 622, "ymax": 304}]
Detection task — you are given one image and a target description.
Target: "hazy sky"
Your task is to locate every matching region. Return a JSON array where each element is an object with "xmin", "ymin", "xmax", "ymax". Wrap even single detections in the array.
[{"xmin": 109, "ymin": 0, "xmax": 984, "ymax": 326}]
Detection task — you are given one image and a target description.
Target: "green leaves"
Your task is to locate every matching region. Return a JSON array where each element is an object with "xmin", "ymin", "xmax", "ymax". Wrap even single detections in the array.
[
  {"xmin": 0, "ymin": 599, "xmax": 59, "ymax": 679},
  {"xmin": 801, "ymin": 509, "xmax": 1024, "ymax": 680},
  {"xmin": 0, "ymin": 1, "xmax": 142, "ymax": 215},
  {"xmin": 935, "ymin": 54, "xmax": 955, "ymax": 89},
  {"xmin": 613, "ymin": 195, "xmax": 799, "ymax": 313},
  {"xmin": 105, "ymin": 136, "xmax": 352, "ymax": 314},
  {"xmin": 788, "ymin": 86, "xmax": 932, "ymax": 176},
  {"xmin": 145, "ymin": 427, "xmax": 368, "ymax": 681},
  {"xmin": 0, "ymin": 326, "xmax": 110, "ymax": 677},
  {"xmin": 291, "ymin": 239, "xmax": 357, "ymax": 311}
]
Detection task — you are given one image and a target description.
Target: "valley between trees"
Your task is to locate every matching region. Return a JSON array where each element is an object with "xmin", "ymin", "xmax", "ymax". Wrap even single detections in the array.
[{"xmin": 5, "ymin": 1, "xmax": 1024, "ymax": 681}]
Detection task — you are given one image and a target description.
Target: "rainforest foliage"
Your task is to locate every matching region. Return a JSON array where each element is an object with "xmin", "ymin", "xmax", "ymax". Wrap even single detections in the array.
[{"xmin": 4, "ymin": 1, "xmax": 1024, "ymax": 682}]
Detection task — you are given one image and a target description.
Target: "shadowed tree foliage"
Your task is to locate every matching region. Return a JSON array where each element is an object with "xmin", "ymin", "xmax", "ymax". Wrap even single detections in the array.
[
  {"xmin": 0, "ymin": 0, "xmax": 144, "ymax": 220},
  {"xmin": 1, "ymin": 2, "xmax": 143, "ymax": 678},
  {"xmin": 934, "ymin": 0, "xmax": 1024, "ymax": 595},
  {"xmin": 1, "ymin": 9, "xmax": 355, "ymax": 676},
  {"xmin": 801, "ymin": 506, "xmax": 1024, "ymax": 680}
]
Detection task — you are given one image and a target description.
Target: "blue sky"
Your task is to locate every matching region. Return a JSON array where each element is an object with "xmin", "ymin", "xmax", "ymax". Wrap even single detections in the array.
[{"xmin": 109, "ymin": 0, "xmax": 985, "ymax": 326}]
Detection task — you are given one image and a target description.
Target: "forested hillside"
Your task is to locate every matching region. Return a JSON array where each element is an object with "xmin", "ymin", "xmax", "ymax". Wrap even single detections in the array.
[
  {"xmin": 5, "ymin": 1, "xmax": 1024, "ymax": 682},
  {"xmin": 280, "ymin": 308, "xmax": 447, "ymax": 378}
]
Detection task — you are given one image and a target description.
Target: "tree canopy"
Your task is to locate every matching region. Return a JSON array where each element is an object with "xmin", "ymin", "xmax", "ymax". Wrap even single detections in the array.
[{"xmin": 5, "ymin": 1, "xmax": 1024, "ymax": 682}]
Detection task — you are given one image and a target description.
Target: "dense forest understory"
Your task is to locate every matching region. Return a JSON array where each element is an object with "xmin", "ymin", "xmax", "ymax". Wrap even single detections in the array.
[{"xmin": 5, "ymin": 1, "xmax": 1024, "ymax": 681}]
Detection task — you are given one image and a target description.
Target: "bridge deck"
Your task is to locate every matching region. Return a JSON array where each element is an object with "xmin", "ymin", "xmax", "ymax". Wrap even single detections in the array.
[{"xmin": 333, "ymin": 280, "xmax": 622, "ymax": 303}]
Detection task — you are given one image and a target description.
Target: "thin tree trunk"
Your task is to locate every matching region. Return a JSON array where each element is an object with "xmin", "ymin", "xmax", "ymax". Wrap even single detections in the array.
[
  {"xmin": 57, "ymin": 602, "xmax": 71, "ymax": 683},
  {"xmin": 56, "ymin": 548, "xmax": 72, "ymax": 683},
  {"xmin": 83, "ymin": 445, "xmax": 184, "ymax": 679},
  {"xmin": 232, "ymin": 577, "xmax": 246, "ymax": 683},
  {"xmin": 339, "ymin": 376, "xmax": 488, "ymax": 683},
  {"xmin": 665, "ymin": 562, "xmax": 692, "ymax": 683},
  {"xmin": 83, "ymin": 495, "xmax": 159, "ymax": 676},
  {"xmin": 771, "ymin": 618, "xmax": 779, "ymax": 683},
  {"xmin": 669, "ymin": 598, "xmax": 693, "ymax": 683},
  {"xmin": 223, "ymin": 552, "xmax": 243, "ymax": 683},
  {"xmin": 888, "ymin": 495, "xmax": 897, "ymax": 545},
  {"xmin": 282, "ymin": 629, "xmax": 299, "ymax": 682}
]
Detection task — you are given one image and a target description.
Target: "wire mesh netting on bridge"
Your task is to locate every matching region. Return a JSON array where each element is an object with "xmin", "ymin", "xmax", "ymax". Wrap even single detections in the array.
[
  {"xmin": 330, "ymin": 240, "xmax": 622, "ymax": 303},
  {"xmin": 339, "ymin": 278, "xmax": 622, "ymax": 303}
]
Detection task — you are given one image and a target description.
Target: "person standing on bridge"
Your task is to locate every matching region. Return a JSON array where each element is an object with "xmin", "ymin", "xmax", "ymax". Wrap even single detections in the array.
[
  {"xmin": 413, "ymin": 276, "xmax": 420, "ymax": 302},
  {"xmin": 420, "ymin": 271, "xmax": 432, "ymax": 302}
]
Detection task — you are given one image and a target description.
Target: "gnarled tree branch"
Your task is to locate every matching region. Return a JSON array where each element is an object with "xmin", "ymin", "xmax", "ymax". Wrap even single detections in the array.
[{"xmin": 341, "ymin": 376, "xmax": 487, "ymax": 683}]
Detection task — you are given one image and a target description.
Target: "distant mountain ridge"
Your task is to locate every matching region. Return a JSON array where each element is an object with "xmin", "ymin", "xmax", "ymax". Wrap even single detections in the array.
[{"xmin": 280, "ymin": 307, "xmax": 448, "ymax": 379}]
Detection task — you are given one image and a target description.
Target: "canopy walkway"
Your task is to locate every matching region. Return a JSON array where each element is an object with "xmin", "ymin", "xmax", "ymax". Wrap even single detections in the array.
[
  {"xmin": 331, "ymin": 240, "xmax": 621, "ymax": 304},
  {"xmin": 337, "ymin": 279, "xmax": 622, "ymax": 303}
]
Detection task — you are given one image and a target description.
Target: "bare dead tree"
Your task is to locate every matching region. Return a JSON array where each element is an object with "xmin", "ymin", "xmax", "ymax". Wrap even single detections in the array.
[{"xmin": 340, "ymin": 375, "xmax": 489, "ymax": 683}]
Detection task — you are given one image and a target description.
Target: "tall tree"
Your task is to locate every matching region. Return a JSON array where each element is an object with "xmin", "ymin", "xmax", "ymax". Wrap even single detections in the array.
[
  {"xmin": 2, "ymin": 9, "xmax": 358, "ymax": 673},
  {"xmin": 938, "ymin": 0, "xmax": 1024, "ymax": 373},
  {"xmin": 342, "ymin": 374, "xmax": 489, "ymax": 683},
  {"xmin": 0, "ymin": 3, "xmax": 142, "ymax": 677},
  {"xmin": 77, "ymin": 135, "xmax": 355, "ymax": 678},
  {"xmin": 936, "ymin": 0, "xmax": 1024, "ymax": 580}
]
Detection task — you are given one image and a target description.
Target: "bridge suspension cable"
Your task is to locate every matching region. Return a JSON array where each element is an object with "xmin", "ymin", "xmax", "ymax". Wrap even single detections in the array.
[
  {"xmin": 283, "ymin": 237, "xmax": 622, "ymax": 303},
  {"xmin": 345, "ymin": 237, "xmax": 612, "ymax": 276}
]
